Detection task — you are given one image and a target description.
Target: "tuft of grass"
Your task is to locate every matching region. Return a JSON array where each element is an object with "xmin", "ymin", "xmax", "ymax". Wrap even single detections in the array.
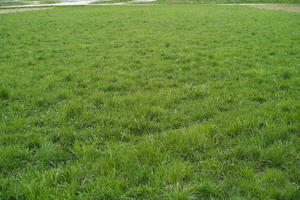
[{"xmin": 0, "ymin": 88, "xmax": 10, "ymax": 100}]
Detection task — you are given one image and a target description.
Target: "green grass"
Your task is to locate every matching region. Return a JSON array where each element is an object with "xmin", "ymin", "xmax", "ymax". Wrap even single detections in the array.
[
  {"xmin": 155, "ymin": 0, "xmax": 300, "ymax": 4},
  {"xmin": 1, "ymin": 0, "xmax": 299, "ymax": 7},
  {"xmin": 0, "ymin": 5, "xmax": 300, "ymax": 200},
  {"xmin": 0, "ymin": 1, "xmax": 28, "ymax": 6},
  {"xmin": 93, "ymin": 0, "xmax": 129, "ymax": 4}
]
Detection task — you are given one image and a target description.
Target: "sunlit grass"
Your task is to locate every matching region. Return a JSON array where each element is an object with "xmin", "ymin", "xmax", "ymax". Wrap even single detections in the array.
[
  {"xmin": 0, "ymin": 5, "xmax": 299, "ymax": 200},
  {"xmin": 155, "ymin": 0, "xmax": 300, "ymax": 4}
]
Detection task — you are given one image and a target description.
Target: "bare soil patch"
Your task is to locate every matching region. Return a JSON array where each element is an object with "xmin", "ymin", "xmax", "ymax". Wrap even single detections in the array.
[
  {"xmin": 247, "ymin": 4, "xmax": 300, "ymax": 13},
  {"xmin": 0, "ymin": 7, "xmax": 53, "ymax": 14}
]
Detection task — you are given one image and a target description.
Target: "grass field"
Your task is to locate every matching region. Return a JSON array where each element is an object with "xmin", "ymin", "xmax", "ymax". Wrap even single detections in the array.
[
  {"xmin": 0, "ymin": 5, "xmax": 300, "ymax": 200},
  {"xmin": 155, "ymin": 0, "xmax": 300, "ymax": 4},
  {"xmin": 1, "ymin": 0, "xmax": 300, "ymax": 6},
  {"xmin": 0, "ymin": 1, "xmax": 28, "ymax": 6}
]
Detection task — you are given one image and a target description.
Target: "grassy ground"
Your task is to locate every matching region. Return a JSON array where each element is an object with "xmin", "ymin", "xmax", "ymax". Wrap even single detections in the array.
[
  {"xmin": 0, "ymin": 5, "xmax": 300, "ymax": 200},
  {"xmin": 93, "ymin": 0, "xmax": 129, "ymax": 4},
  {"xmin": 0, "ymin": 1, "xmax": 28, "ymax": 6},
  {"xmin": 156, "ymin": 0, "xmax": 300, "ymax": 4},
  {"xmin": 1, "ymin": 0, "xmax": 299, "ymax": 6}
]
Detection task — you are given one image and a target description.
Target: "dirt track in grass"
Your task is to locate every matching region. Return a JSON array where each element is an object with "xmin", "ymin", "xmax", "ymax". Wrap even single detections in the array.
[
  {"xmin": 246, "ymin": 4, "xmax": 300, "ymax": 12},
  {"xmin": 0, "ymin": 7, "xmax": 53, "ymax": 14}
]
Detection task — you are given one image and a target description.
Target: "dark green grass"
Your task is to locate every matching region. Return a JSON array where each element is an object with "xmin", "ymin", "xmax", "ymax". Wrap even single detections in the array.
[{"xmin": 0, "ymin": 5, "xmax": 300, "ymax": 200}]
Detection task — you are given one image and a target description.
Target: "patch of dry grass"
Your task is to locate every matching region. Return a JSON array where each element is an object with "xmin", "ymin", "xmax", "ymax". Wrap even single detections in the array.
[
  {"xmin": 247, "ymin": 4, "xmax": 300, "ymax": 12},
  {"xmin": 0, "ymin": 7, "xmax": 53, "ymax": 14}
]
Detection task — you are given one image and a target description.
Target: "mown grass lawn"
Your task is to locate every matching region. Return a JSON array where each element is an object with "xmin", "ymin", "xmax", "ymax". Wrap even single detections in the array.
[
  {"xmin": 155, "ymin": 0, "xmax": 300, "ymax": 4},
  {"xmin": 0, "ymin": 5, "xmax": 299, "ymax": 200}
]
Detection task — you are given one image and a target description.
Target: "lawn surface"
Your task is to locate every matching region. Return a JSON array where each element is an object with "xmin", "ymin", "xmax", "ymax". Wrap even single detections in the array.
[
  {"xmin": 1, "ymin": 0, "xmax": 300, "ymax": 7},
  {"xmin": 155, "ymin": 0, "xmax": 300, "ymax": 4},
  {"xmin": 0, "ymin": 5, "xmax": 300, "ymax": 200}
]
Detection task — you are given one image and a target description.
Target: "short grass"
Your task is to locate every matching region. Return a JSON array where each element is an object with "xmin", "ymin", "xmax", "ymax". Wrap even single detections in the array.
[
  {"xmin": 0, "ymin": 5, "xmax": 300, "ymax": 200},
  {"xmin": 0, "ymin": 1, "xmax": 28, "ymax": 6},
  {"xmin": 155, "ymin": 0, "xmax": 300, "ymax": 4},
  {"xmin": 1, "ymin": 0, "xmax": 299, "ymax": 7},
  {"xmin": 93, "ymin": 0, "xmax": 129, "ymax": 4}
]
